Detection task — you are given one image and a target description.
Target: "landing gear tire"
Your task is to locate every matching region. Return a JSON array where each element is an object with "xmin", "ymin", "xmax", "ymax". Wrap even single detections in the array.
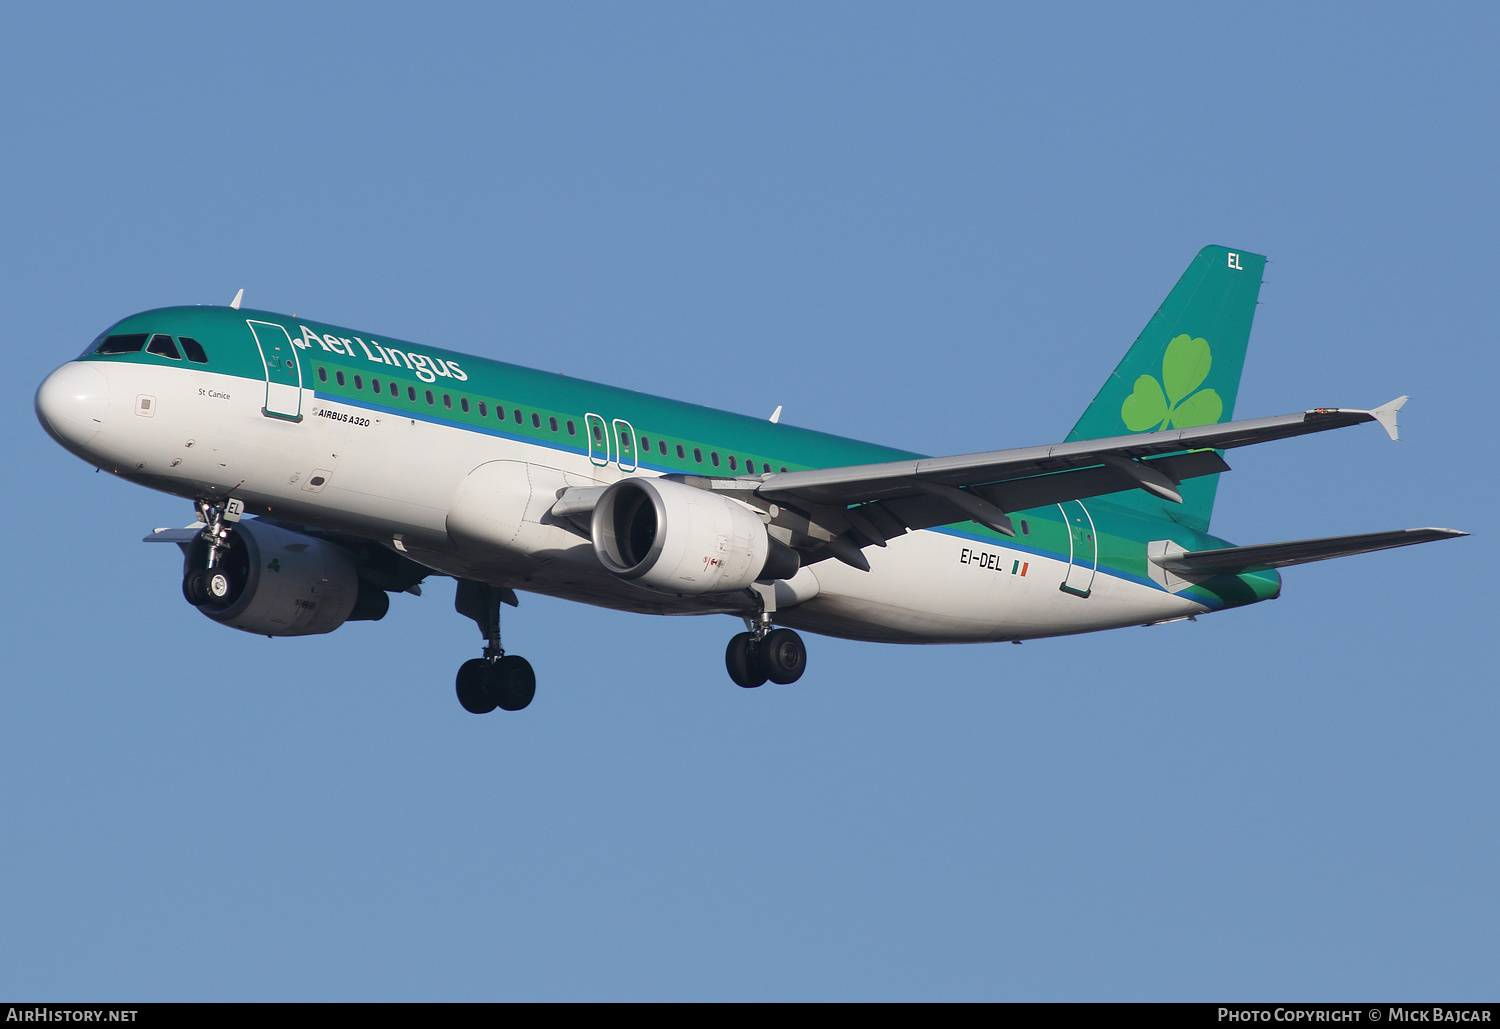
[
  {"xmin": 726, "ymin": 632, "xmax": 768, "ymax": 688},
  {"xmin": 761, "ymin": 628, "xmax": 807, "ymax": 684},
  {"xmin": 486, "ymin": 655, "xmax": 536, "ymax": 711},
  {"xmin": 456, "ymin": 658, "xmax": 498, "ymax": 714},
  {"xmin": 204, "ymin": 567, "xmax": 236, "ymax": 605},
  {"xmin": 182, "ymin": 568, "xmax": 212, "ymax": 606}
]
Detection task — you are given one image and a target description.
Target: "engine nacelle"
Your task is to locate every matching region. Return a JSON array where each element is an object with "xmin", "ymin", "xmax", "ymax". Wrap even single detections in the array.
[
  {"xmin": 184, "ymin": 519, "xmax": 376, "ymax": 636},
  {"xmin": 591, "ymin": 477, "xmax": 796, "ymax": 595}
]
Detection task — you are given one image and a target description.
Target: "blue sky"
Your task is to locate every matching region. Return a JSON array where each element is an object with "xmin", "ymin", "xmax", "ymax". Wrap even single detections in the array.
[{"xmin": 1, "ymin": 2, "xmax": 1494, "ymax": 1000}]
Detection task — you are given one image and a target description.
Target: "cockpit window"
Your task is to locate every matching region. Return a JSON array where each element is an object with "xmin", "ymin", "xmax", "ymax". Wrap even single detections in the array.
[
  {"xmin": 146, "ymin": 334, "xmax": 181, "ymax": 360},
  {"xmin": 179, "ymin": 337, "xmax": 208, "ymax": 363},
  {"xmin": 96, "ymin": 333, "xmax": 148, "ymax": 355}
]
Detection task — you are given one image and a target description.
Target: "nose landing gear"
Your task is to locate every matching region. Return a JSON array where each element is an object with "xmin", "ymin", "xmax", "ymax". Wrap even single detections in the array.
[
  {"xmin": 182, "ymin": 497, "xmax": 245, "ymax": 607},
  {"xmin": 454, "ymin": 579, "xmax": 534, "ymax": 714}
]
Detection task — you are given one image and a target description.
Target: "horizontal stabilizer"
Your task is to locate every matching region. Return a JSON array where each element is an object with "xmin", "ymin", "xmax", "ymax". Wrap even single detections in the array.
[
  {"xmin": 1152, "ymin": 527, "xmax": 1467, "ymax": 575},
  {"xmin": 143, "ymin": 524, "xmax": 205, "ymax": 543}
]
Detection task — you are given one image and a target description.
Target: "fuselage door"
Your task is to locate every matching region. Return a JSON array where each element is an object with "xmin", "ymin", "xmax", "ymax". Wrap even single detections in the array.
[
  {"xmin": 584, "ymin": 413, "xmax": 610, "ymax": 467},
  {"xmin": 1058, "ymin": 500, "xmax": 1097, "ymax": 597},
  {"xmin": 247, "ymin": 320, "xmax": 303, "ymax": 422},
  {"xmin": 612, "ymin": 419, "xmax": 637, "ymax": 473}
]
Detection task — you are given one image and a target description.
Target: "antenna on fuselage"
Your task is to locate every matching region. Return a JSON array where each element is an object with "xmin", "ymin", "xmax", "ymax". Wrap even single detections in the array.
[
  {"xmin": 230, "ymin": 289, "xmax": 244, "ymax": 310},
  {"xmin": 769, "ymin": 405, "xmax": 782, "ymax": 424}
]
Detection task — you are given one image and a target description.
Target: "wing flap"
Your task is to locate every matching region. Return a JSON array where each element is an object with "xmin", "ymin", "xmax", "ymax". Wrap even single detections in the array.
[{"xmin": 971, "ymin": 450, "xmax": 1231, "ymax": 515}]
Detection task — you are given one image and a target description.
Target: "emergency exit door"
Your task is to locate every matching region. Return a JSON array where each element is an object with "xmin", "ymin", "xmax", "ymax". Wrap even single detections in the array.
[{"xmin": 1058, "ymin": 500, "xmax": 1097, "ymax": 597}]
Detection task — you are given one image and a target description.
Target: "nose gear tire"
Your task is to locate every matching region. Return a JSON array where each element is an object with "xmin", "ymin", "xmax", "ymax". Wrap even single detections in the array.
[
  {"xmin": 205, "ymin": 568, "xmax": 236, "ymax": 604},
  {"xmin": 182, "ymin": 569, "xmax": 212, "ymax": 607}
]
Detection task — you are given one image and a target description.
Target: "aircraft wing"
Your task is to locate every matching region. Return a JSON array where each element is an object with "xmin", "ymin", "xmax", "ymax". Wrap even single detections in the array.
[{"xmin": 748, "ymin": 398, "xmax": 1407, "ymax": 548}]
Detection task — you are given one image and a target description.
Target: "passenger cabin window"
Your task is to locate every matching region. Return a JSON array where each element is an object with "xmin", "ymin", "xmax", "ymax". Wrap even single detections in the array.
[
  {"xmin": 372, "ymin": 378, "xmax": 381, "ymax": 392},
  {"xmin": 549, "ymin": 417, "xmax": 557, "ymax": 432},
  {"xmin": 408, "ymin": 386, "xmax": 417, "ymax": 401},
  {"xmin": 710, "ymin": 452, "xmax": 720, "ymax": 467},
  {"xmin": 443, "ymin": 393, "xmax": 452, "ymax": 409},
  {"xmin": 567, "ymin": 420, "xmax": 576, "ymax": 435},
  {"xmin": 478, "ymin": 401, "xmax": 487, "ymax": 417},
  {"xmin": 317, "ymin": 366, "xmax": 327, "ymax": 382},
  {"xmin": 96, "ymin": 334, "xmax": 148, "ymax": 354},
  {"xmin": 425, "ymin": 390, "xmax": 435, "ymax": 405},
  {"xmin": 354, "ymin": 375, "xmax": 364, "ymax": 390},
  {"xmin": 390, "ymin": 381, "xmax": 398, "ymax": 397},
  {"xmin": 693, "ymin": 448, "xmax": 702, "ymax": 463},
  {"xmin": 659, "ymin": 440, "xmax": 667, "ymax": 455},
  {"xmin": 677, "ymin": 444, "xmax": 685, "ymax": 459},
  {"xmin": 179, "ymin": 337, "xmax": 208, "ymax": 363},
  {"xmin": 531, "ymin": 413, "xmax": 540, "ymax": 428},
  {"xmin": 515, "ymin": 409, "xmax": 523, "ymax": 425},
  {"xmin": 336, "ymin": 371, "xmax": 346, "ymax": 386},
  {"xmin": 728, "ymin": 456, "xmax": 737, "ymax": 471}
]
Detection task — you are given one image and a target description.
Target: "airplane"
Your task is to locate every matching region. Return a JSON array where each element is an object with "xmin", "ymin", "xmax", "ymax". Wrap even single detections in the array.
[{"xmin": 34, "ymin": 245, "xmax": 1464, "ymax": 714}]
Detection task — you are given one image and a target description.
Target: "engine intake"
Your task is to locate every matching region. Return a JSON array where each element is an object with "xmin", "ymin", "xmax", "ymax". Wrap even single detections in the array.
[{"xmin": 591, "ymin": 478, "xmax": 796, "ymax": 595}]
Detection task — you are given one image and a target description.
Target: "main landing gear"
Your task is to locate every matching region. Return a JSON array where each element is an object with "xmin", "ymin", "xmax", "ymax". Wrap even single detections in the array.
[
  {"xmin": 453, "ymin": 579, "xmax": 534, "ymax": 714},
  {"xmin": 725, "ymin": 611, "xmax": 807, "ymax": 688},
  {"xmin": 182, "ymin": 497, "xmax": 245, "ymax": 608}
]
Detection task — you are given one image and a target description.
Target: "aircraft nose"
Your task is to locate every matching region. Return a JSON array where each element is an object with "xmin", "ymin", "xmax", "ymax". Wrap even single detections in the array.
[{"xmin": 36, "ymin": 361, "xmax": 109, "ymax": 449}]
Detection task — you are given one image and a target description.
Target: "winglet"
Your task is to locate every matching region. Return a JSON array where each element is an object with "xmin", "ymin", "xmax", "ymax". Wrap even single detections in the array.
[
  {"xmin": 769, "ymin": 405, "xmax": 782, "ymax": 424},
  {"xmin": 230, "ymin": 288, "xmax": 244, "ymax": 310},
  {"xmin": 1371, "ymin": 395, "xmax": 1407, "ymax": 441}
]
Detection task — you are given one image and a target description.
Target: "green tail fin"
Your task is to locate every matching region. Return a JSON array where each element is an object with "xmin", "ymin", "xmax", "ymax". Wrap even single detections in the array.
[{"xmin": 1066, "ymin": 245, "xmax": 1266, "ymax": 532}]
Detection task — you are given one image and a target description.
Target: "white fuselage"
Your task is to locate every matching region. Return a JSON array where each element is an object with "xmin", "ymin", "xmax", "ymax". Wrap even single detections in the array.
[{"xmin": 39, "ymin": 358, "xmax": 1213, "ymax": 643}]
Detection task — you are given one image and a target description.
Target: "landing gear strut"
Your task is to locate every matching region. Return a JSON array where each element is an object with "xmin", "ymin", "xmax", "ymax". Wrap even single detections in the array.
[
  {"xmin": 454, "ymin": 579, "xmax": 534, "ymax": 714},
  {"xmin": 182, "ymin": 497, "xmax": 244, "ymax": 607},
  {"xmin": 726, "ymin": 603, "xmax": 807, "ymax": 688}
]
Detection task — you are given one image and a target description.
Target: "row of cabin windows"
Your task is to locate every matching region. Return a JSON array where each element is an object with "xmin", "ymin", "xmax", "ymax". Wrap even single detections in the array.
[
  {"xmin": 314, "ymin": 363, "xmax": 789, "ymax": 475},
  {"xmin": 84, "ymin": 343, "xmax": 868, "ymax": 482},
  {"xmin": 95, "ymin": 333, "xmax": 209, "ymax": 363},
  {"xmin": 315, "ymin": 366, "xmax": 576, "ymax": 436},
  {"xmin": 89, "ymin": 338, "xmax": 799, "ymax": 477},
  {"xmin": 592, "ymin": 425, "xmax": 787, "ymax": 474}
]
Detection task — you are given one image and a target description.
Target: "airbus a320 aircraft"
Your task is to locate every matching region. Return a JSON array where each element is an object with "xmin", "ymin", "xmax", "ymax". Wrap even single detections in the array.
[{"xmin": 35, "ymin": 246, "xmax": 1463, "ymax": 714}]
